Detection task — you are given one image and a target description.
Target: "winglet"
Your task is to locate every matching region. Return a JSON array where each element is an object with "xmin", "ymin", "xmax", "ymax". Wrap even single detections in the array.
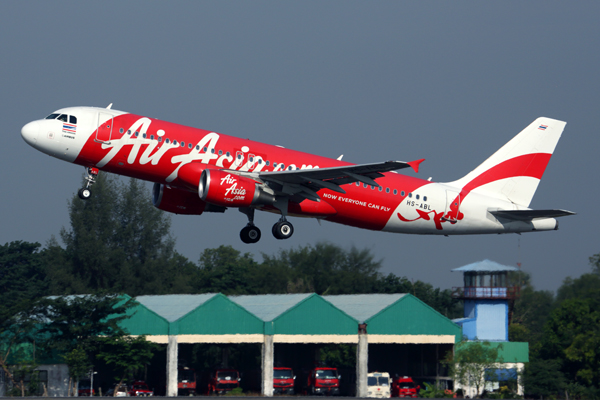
[{"xmin": 407, "ymin": 159, "xmax": 425, "ymax": 173}]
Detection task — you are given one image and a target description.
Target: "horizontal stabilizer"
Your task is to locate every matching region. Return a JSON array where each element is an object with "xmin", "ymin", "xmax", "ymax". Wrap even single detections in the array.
[{"xmin": 490, "ymin": 209, "xmax": 576, "ymax": 221}]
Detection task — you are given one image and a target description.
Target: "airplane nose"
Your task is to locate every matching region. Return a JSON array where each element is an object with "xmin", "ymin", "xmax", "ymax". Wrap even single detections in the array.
[{"xmin": 21, "ymin": 121, "xmax": 40, "ymax": 146}]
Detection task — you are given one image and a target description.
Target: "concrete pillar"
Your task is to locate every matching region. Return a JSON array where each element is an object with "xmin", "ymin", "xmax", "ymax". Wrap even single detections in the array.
[
  {"xmin": 166, "ymin": 335, "xmax": 178, "ymax": 397},
  {"xmin": 356, "ymin": 324, "xmax": 368, "ymax": 398},
  {"xmin": 261, "ymin": 335, "xmax": 274, "ymax": 396}
]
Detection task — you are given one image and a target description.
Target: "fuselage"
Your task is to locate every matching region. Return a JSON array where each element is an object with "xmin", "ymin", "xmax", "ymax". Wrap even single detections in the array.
[{"xmin": 21, "ymin": 106, "xmax": 559, "ymax": 237}]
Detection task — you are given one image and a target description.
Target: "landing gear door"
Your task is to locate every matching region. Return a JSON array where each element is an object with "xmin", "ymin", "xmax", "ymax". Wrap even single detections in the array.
[
  {"xmin": 444, "ymin": 190, "xmax": 461, "ymax": 222},
  {"xmin": 96, "ymin": 113, "xmax": 113, "ymax": 143}
]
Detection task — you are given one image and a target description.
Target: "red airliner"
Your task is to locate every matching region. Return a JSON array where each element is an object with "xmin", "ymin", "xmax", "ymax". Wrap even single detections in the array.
[{"xmin": 21, "ymin": 105, "xmax": 574, "ymax": 243}]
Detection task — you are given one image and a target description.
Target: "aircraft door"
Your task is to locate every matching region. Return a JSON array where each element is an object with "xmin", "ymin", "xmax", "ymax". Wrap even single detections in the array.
[
  {"xmin": 444, "ymin": 190, "xmax": 461, "ymax": 222},
  {"xmin": 96, "ymin": 113, "xmax": 113, "ymax": 143}
]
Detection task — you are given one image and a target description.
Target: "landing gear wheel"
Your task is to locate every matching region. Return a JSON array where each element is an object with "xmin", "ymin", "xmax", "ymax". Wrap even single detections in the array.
[
  {"xmin": 78, "ymin": 188, "xmax": 92, "ymax": 200},
  {"xmin": 240, "ymin": 225, "xmax": 261, "ymax": 244},
  {"xmin": 272, "ymin": 221, "xmax": 294, "ymax": 240}
]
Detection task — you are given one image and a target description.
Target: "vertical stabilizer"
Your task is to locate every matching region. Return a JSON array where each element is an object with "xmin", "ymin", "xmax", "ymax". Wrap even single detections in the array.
[{"xmin": 445, "ymin": 117, "xmax": 566, "ymax": 207}]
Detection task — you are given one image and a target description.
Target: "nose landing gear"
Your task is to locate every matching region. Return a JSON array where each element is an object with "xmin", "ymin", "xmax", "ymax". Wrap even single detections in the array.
[{"xmin": 78, "ymin": 167, "xmax": 99, "ymax": 200}]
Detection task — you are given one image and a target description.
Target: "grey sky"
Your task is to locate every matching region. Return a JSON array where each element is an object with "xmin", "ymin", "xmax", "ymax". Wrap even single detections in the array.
[{"xmin": 2, "ymin": 1, "xmax": 598, "ymax": 293}]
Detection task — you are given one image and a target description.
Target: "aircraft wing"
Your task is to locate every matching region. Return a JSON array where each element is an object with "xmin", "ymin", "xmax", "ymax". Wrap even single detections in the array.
[
  {"xmin": 251, "ymin": 159, "xmax": 424, "ymax": 202},
  {"xmin": 489, "ymin": 209, "xmax": 576, "ymax": 220}
]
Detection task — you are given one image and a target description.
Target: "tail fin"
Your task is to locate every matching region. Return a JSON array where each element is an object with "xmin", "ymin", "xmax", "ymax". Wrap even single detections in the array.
[{"xmin": 446, "ymin": 117, "xmax": 566, "ymax": 207}]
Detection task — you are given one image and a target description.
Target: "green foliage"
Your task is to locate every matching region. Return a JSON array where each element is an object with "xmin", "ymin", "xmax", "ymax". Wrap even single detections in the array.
[
  {"xmin": 226, "ymin": 387, "xmax": 244, "ymax": 396},
  {"xmin": 63, "ymin": 346, "xmax": 92, "ymax": 380},
  {"xmin": 419, "ymin": 381, "xmax": 453, "ymax": 398},
  {"xmin": 52, "ymin": 174, "xmax": 196, "ymax": 296},
  {"xmin": 0, "ymin": 241, "xmax": 47, "ymax": 325},
  {"xmin": 523, "ymin": 359, "xmax": 565, "ymax": 399},
  {"xmin": 96, "ymin": 335, "xmax": 157, "ymax": 382}
]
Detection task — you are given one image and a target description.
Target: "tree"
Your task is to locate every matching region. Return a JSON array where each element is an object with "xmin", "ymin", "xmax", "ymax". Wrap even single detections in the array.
[
  {"xmin": 0, "ymin": 241, "xmax": 47, "ymax": 392},
  {"xmin": 55, "ymin": 173, "xmax": 197, "ymax": 295},
  {"xmin": 448, "ymin": 341, "xmax": 503, "ymax": 398},
  {"xmin": 96, "ymin": 335, "xmax": 157, "ymax": 393},
  {"xmin": 538, "ymin": 297, "xmax": 600, "ymax": 389}
]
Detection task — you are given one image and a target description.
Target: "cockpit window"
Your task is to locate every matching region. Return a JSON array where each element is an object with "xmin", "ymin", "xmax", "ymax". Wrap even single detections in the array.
[
  {"xmin": 69, "ymin": 115, "xmax": 77, "ymax": 124},
  {"xmin": 57, "ymin": 114, "xmax": 68, "ymax": 122},
  {"xmin": 45, "ymin": 113, "xmax": 60, "ymax": 120}
]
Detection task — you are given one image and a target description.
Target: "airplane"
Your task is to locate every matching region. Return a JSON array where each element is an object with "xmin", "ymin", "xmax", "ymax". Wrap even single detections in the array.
[{"xmin": 21, "ymin": 105, "xmax": 575, "ymax": 243}]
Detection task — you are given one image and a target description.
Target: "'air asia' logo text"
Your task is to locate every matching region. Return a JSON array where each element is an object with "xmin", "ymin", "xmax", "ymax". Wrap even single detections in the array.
[{"xmin": 220, "ymin": 174, "xmax": 247, "ymax": 198}]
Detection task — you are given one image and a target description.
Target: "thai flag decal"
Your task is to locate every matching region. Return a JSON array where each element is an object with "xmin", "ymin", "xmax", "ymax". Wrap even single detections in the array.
[
  {"xmin": 538, "ymin": 124, "xmax": 548, "ymax": 130},
  {"xmin": 63, "ymin": 122, "xmax": 77, "ymax": 134}
]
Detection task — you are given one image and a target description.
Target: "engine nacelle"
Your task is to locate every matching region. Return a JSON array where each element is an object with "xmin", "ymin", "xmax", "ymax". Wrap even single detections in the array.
[
  {"xmin": 153, "ymin": 183, "xmax": 207, "ymax": 215},
  {"xmin": 199, "ymin": 169, "xmax": 275, "ymax": 208}
]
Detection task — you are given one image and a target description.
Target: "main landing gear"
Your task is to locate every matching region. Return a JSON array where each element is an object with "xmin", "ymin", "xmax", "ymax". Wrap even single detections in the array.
[
  {"xmin": 239, "ymin": 204, "xmax": 295, "ymax": 244},
  {"xmin": 78, "ymin": 167, "xmax": 98, "ymax": 200}
]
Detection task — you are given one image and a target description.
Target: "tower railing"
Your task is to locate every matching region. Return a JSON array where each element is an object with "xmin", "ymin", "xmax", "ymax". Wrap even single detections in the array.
[{"xmin": 451, "ymin": 286, "xmax": 520, "ymax": 300}]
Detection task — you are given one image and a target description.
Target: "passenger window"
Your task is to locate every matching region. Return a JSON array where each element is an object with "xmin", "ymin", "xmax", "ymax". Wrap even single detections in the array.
[
  {"xmin": 266, "ymin": 161, "xmax": 270, "ymax": 166},
  {"xmin": 69, "ymin": 116, "xmax": 77, "ymax": 124},
  {"xmin": 188, "ymin": 143, "xmax": 192, "ymax": 149},
  {"xmin": 378, "ymin": 187, "xmax": 382, "ymax": 192},
  {"xmin": 363, "ymin": 183, "xmax": 368, "ymax": 188},
  {"xmin": 356, "ymin": 182, "xmax": 360, "ymax": 187},
  {"xmin": 408, "ymin": 193, "xmax": 412, "ymax": 198},
  {"xmin": 211, "ymin": 148, "xmax": 215, "ymax": 154},
  {"xmin": 119, "ymin": 128, "xmax": 124, "ymax": 134},
  {"xmin": 393, "ymin": 189, "xmax": 398, "ymax": 195},
  {"xmin": 173, "ymin": 140, "xmax": 178, "ymax": 146},
  {"xmin": 143, "ymin": 133, "xmax": 147, "ymax": 139},
  {"xmin": 218, "ymin": 150, "xmax": 223, "ymax": 155},
  {"xmin": 416, "ymin": 194, "xmax": 420, "ymax": 200},
  {"xmin": 401, "ymin": 191, "xmax": 406, "ymax": 196},
  {"xmin": 158, "ymin": 137, "xmax": 163, "ymax": 142},
  {"xmin": 196, "ymin": 145, "xmax": 200, "ymax": 150},
  {"xmin": 204, "ymin": 147, "xmax": 208, "ymax": 152},
  {"xmin": 150, "ymin": 135, "xmax": 154, "ymax": 140},
  {"xmin": 165, "ymin": 138, "xmax": 170, "ymax": 144},
  {"xmin": 135, "ymin": 131, "xmax": 139, "ymax": 137},
  {"xmin": 424, "ymin": 196, "xmax": 428, "ymax": 201},
  {"xmin": 386, "ymin": 188, "xmax": 390, "ymax": 193},
  {"xmin": 181, "ymin": 142, "xmax": 185, "ymax": 147}
]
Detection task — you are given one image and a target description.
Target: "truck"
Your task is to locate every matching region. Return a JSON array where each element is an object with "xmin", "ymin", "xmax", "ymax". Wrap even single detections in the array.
[
  {"xmin": 367, "ymin": 372, "xmax": 391, "ymax": 398},
  {"xmin": 273, "ymin": 367, "xmax": 295, "ymax": 395},
  {"xmin": 178, "ymin": 367, "xmax": 197, "ymax": 396},
  {"xmin": 128, "ymin": 381, "xmax": 154, "ymax": 397},
  {"xmin": 201, "ymin": 368, "xmax": 241, "ymax": 395},
  {"xmin": 391, "ymin": 376, "xmax": 420, "ymax": 398},
  {"xmin": 299, "ymin": 367, "xmax": 341, "ymax": 396}
]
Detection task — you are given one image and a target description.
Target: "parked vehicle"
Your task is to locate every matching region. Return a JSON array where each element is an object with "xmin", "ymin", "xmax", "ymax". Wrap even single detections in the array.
[
  {"xmin": 273, "ymin": 367, "xmax": 295, "ymax": 395},
  {"xmin": 391, "ymin": 376, "xmax": 419, "ymax": 398},
  {"xmin": 299, "ymin": 367, "xmax": 341, "ymax": 396},
  {"xmin": 106, "ymin": 383, "xmax": 129, "ymax": 397},
  {"xmin": 367, "ymin": 372, "xmax": 391, "ymax": 398},
  {"xmin": 178, "ymin": 367, "xmax": 197, "ymax": 396},
  {"xmin": 128, "ymin": 381, "xmax": 153, "ymax": 397},
  {"xmin": 200, "ymin": 368, "xmax": 241, "ymax": 395},
  {"xmin": 78, "ymin": 380, "xmax": 94, "ymax": 396}
]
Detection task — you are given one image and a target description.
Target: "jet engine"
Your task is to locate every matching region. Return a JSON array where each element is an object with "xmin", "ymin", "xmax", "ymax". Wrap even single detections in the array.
[
  {"xmin": 199, "ymin": 169, "xmax": 276, "ymax": 208},
  {"xmin": 152, "ymin": 183, "xmax": 207, "ymax": 215}
]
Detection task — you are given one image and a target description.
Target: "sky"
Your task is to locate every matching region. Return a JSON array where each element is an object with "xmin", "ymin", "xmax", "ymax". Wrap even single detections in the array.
[{"xmin": 1, "ymin": 1, "xmax": 598, "ymax": 294}]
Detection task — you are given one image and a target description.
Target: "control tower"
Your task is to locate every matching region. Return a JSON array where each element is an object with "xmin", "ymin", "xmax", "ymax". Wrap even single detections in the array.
[{"xmin": 451, "ymin": 259, "xmax": 520, "ymax": 341}]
